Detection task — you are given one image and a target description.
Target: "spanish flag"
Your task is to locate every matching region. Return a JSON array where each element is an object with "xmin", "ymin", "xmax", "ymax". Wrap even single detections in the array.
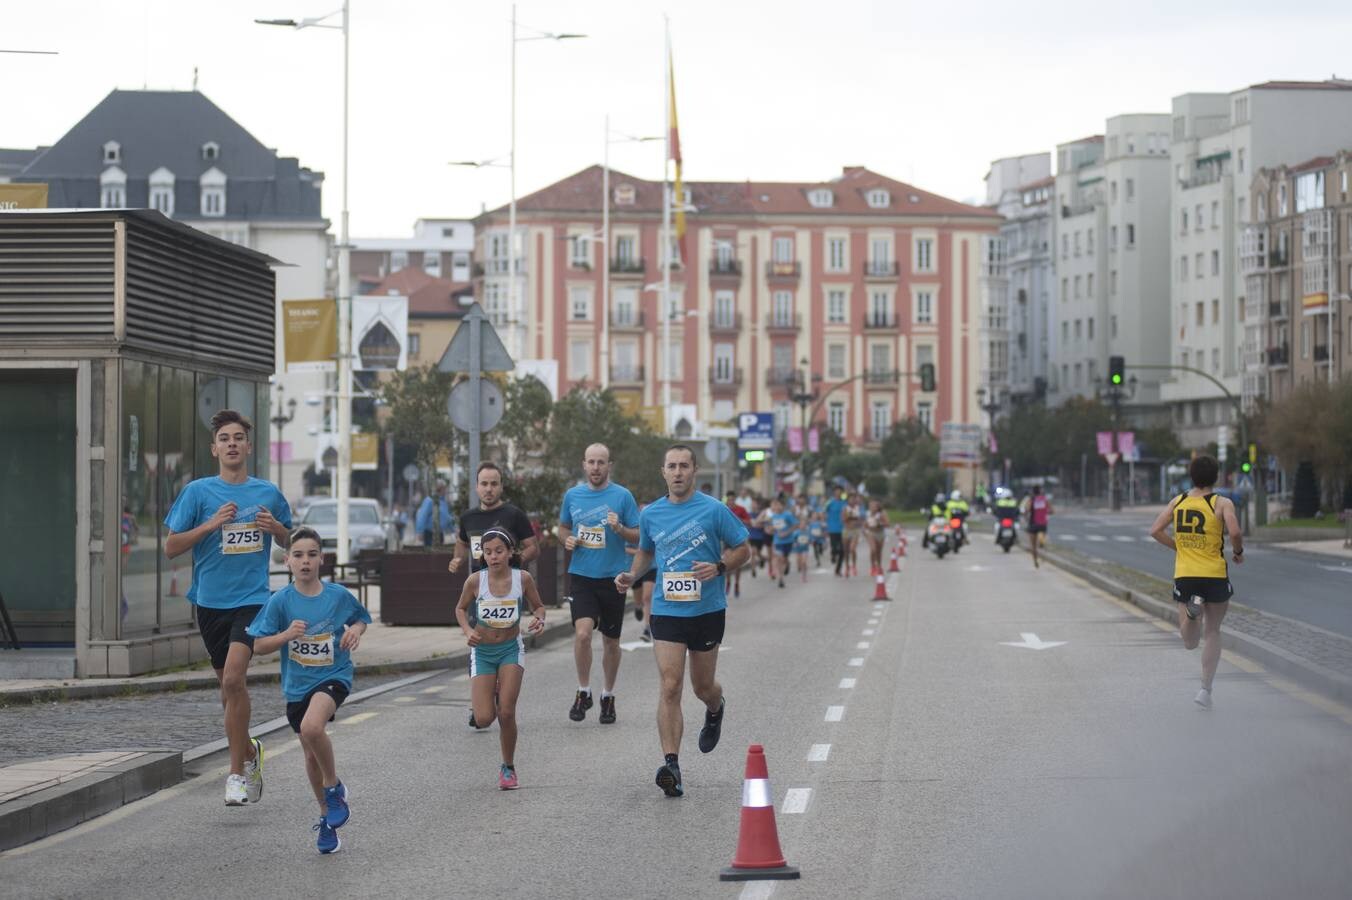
[{"xmin": 668, "ymin": 47, "xmax": 686, "ymax": 264}]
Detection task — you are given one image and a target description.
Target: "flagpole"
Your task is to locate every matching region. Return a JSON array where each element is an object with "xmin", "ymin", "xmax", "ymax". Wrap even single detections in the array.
[{"xmin": 661, "ymin": 19, "xmax": 672, "ymax": 429}]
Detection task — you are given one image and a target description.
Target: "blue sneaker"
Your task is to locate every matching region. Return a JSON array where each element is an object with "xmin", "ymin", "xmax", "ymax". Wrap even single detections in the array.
[
  {"xmin": 324, "ymin": 782, "xmax": 350, "ymax": 829},
  {"xmin": 314, "ymin": 817, "xmax": 341, "ymax": 854}
]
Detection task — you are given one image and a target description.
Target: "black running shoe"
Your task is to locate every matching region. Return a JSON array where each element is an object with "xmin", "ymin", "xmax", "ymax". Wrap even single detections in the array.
[
  {"xmin": 655, "ymin": 762, "xmax": 683, "ymax": 797},
  {"xmin": 634, "ymin": 605, "xmax": 643, "ymax": 621},
  {"xmin": 698, "ymin": 697, "xmax": 725, "ymax": 753},
  {"xmin": 467, "ymin": 711, "xmax": 478, "ymax": 730},
  {"xmin": 1184, "ymin": 595, "xmax": 1203, "ymax": 621},
  {"xmin": 569, "ymin": 690, "xmax": 591, "ymax": 722},
  {"xmin": 640, "ymin": 627, "xmax": 652, "ymax": 643},
  {"xmin": 599, "ymin": 695, "xmax": 616, "ymax": 724}
]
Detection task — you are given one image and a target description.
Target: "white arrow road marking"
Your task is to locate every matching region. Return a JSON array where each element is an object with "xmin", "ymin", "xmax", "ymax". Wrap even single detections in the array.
[
  {"xmin": 847, "ymin": 657, "xmax": 864, "ymax": 667},
  {"xmin": 782, "ymin": 788, "xmax": 812, "ymax": 814},
  {"xmin": 839, "ymin": 677, "xmax": 857, "ymax": 689},
  {"xmin": 1000, "ymin": 632, "xmax": 1067, "ymax": 650},
  {"xmin": 807, "ymin": 743, "xmax": 831, "ymax": 762},
  {"xmin": 825, "ymin": 705, "xmax": 845, "ymax": 722}
]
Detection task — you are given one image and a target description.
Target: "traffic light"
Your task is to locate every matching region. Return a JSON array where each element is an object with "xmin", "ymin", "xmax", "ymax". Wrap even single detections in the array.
[
  {"xmin": 1240, "ymin": 461, "xmax": 1252, "ymax": 474},
  {"xmin": 919, "ymin": 362, "xmax": 936, "ymax": 392},
  {"xmin": 1108, "ymin": 355, "xmax": 1125, "ymax": 386}
]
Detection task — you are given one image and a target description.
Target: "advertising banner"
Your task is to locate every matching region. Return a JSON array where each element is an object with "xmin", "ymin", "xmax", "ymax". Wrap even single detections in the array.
[
  {"xmin": 353, "ymin": 294, "xmax": 408, "ymax": 371},
  {"xmin": 283, "ymin": 299, "xmax": 337, "ymax": 372},
  {"xmin": 0, "ymin": 183, "xmax": 48, "ymax": 209}
]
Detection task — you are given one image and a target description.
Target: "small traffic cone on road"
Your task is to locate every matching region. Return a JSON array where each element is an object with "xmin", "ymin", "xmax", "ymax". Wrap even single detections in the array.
[
  {"xmin": 872, "ymin": 567, "xmax": 890, "ymax": 601},
  {"xmin": 887, "ymin": 546, "xmax": 900, "ymax": 573},
  {"xmin": 719, "ymin": 745, "xmax": 800, "ymax": 882}
]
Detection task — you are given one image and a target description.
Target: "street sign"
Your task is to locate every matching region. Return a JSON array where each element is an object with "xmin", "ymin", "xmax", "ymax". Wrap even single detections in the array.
[
  {"xmin": 1105, "ymin": 452, "xmax": 1120, "ymax": 466},
  {"xmin": 705, "ymin": 438, "xmax": 732, "ymax": 465},
  {"xmin": 402, "ymin": 463, "xmax": 420, "ymax": 483},
  {"xmin": 437, "ymin": 305, "xmax": 515, "ymax": 373},
  {"xmin": 738, "ymin": 412, "xmax": 775, "ymax": 450},
  {"xmin": 436, "ymin": 303, "xmax": 513, "ymax": 509},
  {"xmin": 939, "ymin": 423, "xmax": 982, "ymax": 467},
  {"xmin": 447, "ymin": 379, "xmax": 505, "ymax": 432}
]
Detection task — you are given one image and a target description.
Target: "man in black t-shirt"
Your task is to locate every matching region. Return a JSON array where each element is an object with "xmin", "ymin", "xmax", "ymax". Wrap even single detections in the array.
[{"xmin": 449, "ymin": 461, "xmax": 539, "ymax": 730}]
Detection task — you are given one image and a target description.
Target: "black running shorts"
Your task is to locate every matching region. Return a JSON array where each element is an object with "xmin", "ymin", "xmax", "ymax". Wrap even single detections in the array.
[
  {"xmin": 286, "ymin": 680, "xmax": 350, "ymax": 733},
  {"xmin": 569, "ymin": 574, "xmax": 626, "ymax": 639},
  {"xmin": 1173, "ymin": 577, "xmax": 1232, "ymax": 605},
  {"xmin": 635, "ymin": 568, "xmax": 657, "ymax": 586},
  {"xmin": 649, "ymin": 610, "xmax": 725, "ymax": 652},
  {"xmin": 195, "ymin": 604, "xmax": 262, "ymax": 670}
]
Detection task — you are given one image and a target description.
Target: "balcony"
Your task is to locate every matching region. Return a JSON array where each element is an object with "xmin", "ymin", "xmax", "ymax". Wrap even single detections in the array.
[
  {"xmin": 1266, "ymin": 345, "xmax": 1289, "ymax": 367},
  {"xmin": 1314, "ymin": 345, "xmax": 1330, "ymax": 363},
  {"xmin": 709, "ymin": 312, "xmax": 742, "ymax": 334},
  {"xmin": 471, "ymin": 261, "xmax": 484, "ymax": 278},
  {"xmin": 610, "ymin": 364, "xmax": 645, "ymax": 384},
  {"xmin": 709, "ymin": 367, "xmax": 744, "ymax": 392},
  {"xmin": 863, "ymin": 313, "xmax": 898, "ymax": 330},
  {"xmin": 609, "ymin": 309, "xmax": 645, "ymax": 331},
  {"xmin": 864, "ymin": 260, "xmax": 898, "ymax": 280},
  {"xmin": 609, "ymin": 257, "xmax": 646, "ymax": 277},
  {"xmin": 765, "ymin": 312, "xmax": 801, "ymax": 333},
  {"xmin": 765, "ymin": 260, "xmax": 801, "ymax": 280},
  {"xmin": 765, "ymin": 365, "xmax": 797, "ymax": 387},
  {"xmin": 865, "ymin": 369, "xmax": 899, "ymax": 385},
  {"xmin": 1268, "ymin": 300, "xmax": 1288, "ymax": 319},
  {"xmin": 1268, "ymin": 249, "xmax": 1289, "ymax": 268},
  {"xmin": 708, "ymin": 259, "xmax": 742, "ymax": 281}
]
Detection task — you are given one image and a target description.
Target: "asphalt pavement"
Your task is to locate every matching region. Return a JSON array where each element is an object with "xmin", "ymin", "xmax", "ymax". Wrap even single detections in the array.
[
  {"xmin": 2, "ymin": 539, "xmax": 1349, "ymax": 899},
  {"xmin": 1047, "ymin": 509, "xmax": 1352, "ymax": 637}
]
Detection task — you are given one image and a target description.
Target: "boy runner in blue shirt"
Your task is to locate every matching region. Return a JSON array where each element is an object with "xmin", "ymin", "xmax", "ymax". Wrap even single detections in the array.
[
  {"xmin": 164, "ymin": 409, "xmax": 291, "ymax": 807},
  {"xmin": 616, "ymin": 445, "xmax": 750, "ymax": 799},
  {"xmin": 769, "ymin": 497, "xmax": 798, "ymax": 590},
  {"xmin": 825, "ymin": 492, "xmax": 846, "ymax": 575},
  {"xmin": 557, "ymin": 443, "xmax": 640, "ymax": 724},
  {"xmin": 248, "ymin": 527, "xmax": 371, "ymax": 854}
]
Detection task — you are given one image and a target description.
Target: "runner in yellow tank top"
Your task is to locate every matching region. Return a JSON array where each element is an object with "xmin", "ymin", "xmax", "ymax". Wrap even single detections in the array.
[{"xmin": 1149, "ymin": 455, "xmax": 1244, "ymax": 709}]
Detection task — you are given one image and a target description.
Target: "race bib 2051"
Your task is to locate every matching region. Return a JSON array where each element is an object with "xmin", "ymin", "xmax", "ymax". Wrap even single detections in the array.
[{"xmin": 662, "ymin": 571, "xmax": 701, "ymax": 602}]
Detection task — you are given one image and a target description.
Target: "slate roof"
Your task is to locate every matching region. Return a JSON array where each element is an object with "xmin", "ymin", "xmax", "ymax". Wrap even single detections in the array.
[
  {"xmin": 365, "ymin": 267, "xmax": 471, "ymax": 319},
  {"xmin": 0, "ymin": 148, "xmax": 42, "ymax": 180},
  {"xmin": 14, "ymin": 90, "xmax": 324, "ymax": 221}
]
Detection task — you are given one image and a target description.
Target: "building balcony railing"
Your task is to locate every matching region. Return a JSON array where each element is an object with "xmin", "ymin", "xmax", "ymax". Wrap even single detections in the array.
[
  {"xmin": 864, "ymin": 260, "xmax": 898, "ymax": 279},
  {"xmin": 863, "ymin": 313, "xmax": 898, "ymax": 330},
  {"xmin": 1266, "ymin": 345, "xmax": 1289, "ymax": 366},
  {"xmin": 480, "ymin": 258, "xmax": 525, "ymax": 276},
  {"xmin": 609, "ymin": 257, "xmax": 646, "ymax": 276},
  {"xmin": 765, "ymin": 365, "xmax": 797, "ymax": 386},
  {"xmin": 609, "ymin": 309, "xmax": 645, "ymax": 330},
  {"xmin": 1061, "ymin": 202, "xmax": 1095, "ymax": 219},
  {"xmin": 1269, "ymin": 300, "xmax": 1288, "ymax": 319},
  {"xmin": 709, "ymin": 312, "xmax": 742, "ymax": 333},
  {"xmin": 765, "ymin": 312, "xmax": 801, "ymax": 332},
  {"xmin": 865, "ymin": 369, "xmax": 899, "ymax": 385},
  {"xmin": 709, "ymin": 367, "xmax": 744, "ymax": 391},
  {"xmin": 765, "ymin": 260, "xmax": 801, "ymax": 280},
  {"xmin": 708, "ymin": 259, "xmax": 742, "ymax": 279},
  {"xmin": 610, "ymin": 364, "xmax": 645, "ymax": 384},
  {"xmin": 1314, "ymin": 345, "xmax": 1330, "ymax": 363},
  {"xmin": 1269, "ymin": 249, "xmax": 1289, "ymax": 268}
]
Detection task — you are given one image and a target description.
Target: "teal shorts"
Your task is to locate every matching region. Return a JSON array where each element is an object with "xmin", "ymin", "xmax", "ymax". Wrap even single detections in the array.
[{"xmin": 469, "ymin": 635, "xmax": 524, "ymax": 677}]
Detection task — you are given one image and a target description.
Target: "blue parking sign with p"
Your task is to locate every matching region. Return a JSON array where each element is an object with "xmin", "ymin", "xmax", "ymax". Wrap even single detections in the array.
[{"xmin": 738, "ymin": 412, "xmax": 774, "ymax": 450}]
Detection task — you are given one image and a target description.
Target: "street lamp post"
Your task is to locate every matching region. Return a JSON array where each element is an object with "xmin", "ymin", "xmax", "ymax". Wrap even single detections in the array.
[
  {"xmin": 787, "ymin": 358, "xmax": 820, "ymax": 489},
  {"xmin": 256, "ymin": 1, "xmax": 352, "ymax": 563},
  {"xmin": 976, "ymin": 386, "xmax": 1004, "ymax": 495},
  {"xmin": 270, "ymin": 386, "xmax": 298, "ymax": 500},
  {"xmin": 600, "ymin": 119, "xmax": 660, "ymax": 389}
]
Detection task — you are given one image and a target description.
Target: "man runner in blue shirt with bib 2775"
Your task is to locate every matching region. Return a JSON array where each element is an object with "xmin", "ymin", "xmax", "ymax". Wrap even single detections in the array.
[{"xmin": 616, "ymin": 444, "xmax": 750, "ymax": 799}]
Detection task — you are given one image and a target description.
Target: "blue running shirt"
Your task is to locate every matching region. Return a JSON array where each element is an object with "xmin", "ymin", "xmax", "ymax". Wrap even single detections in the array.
[
  {"xmin": 247, "ymin": 582, "xmax": 372, "ymax": 702},
  {"xmin": 825, "ymin": 498, "xmax": 845, "ymax": 533},
  {"xmin": 164, "ymin": 477, "xmax": 292, "ymax": 609},
  {"xmin": 640, "ymin": 492, "xmax": 749, "ymax": 618},
  {"xmin": 770, "ymin": 511, "xmax": 799, "ymax": 548},
  {"xmin": 559, "ymin": 481, "xmax": 640, "ymax": 579}
]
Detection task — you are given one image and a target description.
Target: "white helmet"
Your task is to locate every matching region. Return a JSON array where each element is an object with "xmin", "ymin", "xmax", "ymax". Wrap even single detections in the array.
[
  {"xmin": 934, "ymin": 492, "xmax": 947, "ymax": 505},
  {"xmin": 950, "ymin": 490, "xmax": 962, "ymax": 501}
]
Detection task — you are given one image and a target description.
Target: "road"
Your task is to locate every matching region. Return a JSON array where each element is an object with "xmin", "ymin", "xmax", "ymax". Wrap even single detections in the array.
[
  {"xmin": 3, "ymin": 540, "xmax": 1350, "ymax": 899},
  {"xmin": 1046, "ymin": 509, "xmax": 1352, "ymax": 637}
]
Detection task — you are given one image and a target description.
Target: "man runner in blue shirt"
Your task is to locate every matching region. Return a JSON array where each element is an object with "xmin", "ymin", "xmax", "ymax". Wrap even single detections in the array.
[
  {"xmin": 616, "ymin": 445, "xmax": 750, "ymax": 798},
  {"xmin": 557, "ymin": 443, "xmax": 640, "ymax": 724},
  {"xmin": 164, "ymin": 410, "xmax": 291, "ymax": 807},
  {"xmin": 825, "ymin": 490, "xmax": 846, "ymax": 576}
]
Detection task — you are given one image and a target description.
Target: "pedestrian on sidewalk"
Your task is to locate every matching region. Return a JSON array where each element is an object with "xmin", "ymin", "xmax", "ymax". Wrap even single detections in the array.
[
  {"xmin": 557, "ymin": 443, "xmax": 640, "ymax": 725},
  {"xmin": 1024, "ymin": 485, "xmax": 1053, "ymax": 568},
  {"xmin": 1149, "ymin": 455, "xmax": 1243, "ymax": 710},
  {"xmin": 455, "ymin": 529, "xmax": 546, "ymax": 790},
  {"xmin": 164, "ymin": 409, "xmax": 291, "ymax": 807},
  {"xmin": 615, "ymin": 444, "xmax": 750, "ymax": 798},
  {"xmin": 247, "ymin": 526, "xmax": 370, "ymax": 853},
  {"xmin": 416, "ymin": 482, "xmax": 453, "ymax": 547}
]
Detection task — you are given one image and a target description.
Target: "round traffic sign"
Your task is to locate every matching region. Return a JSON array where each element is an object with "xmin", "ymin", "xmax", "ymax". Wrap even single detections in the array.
[
  {"xmin": 447, "ymin": 379, "xmax": 505, "ymax": 433},
  {"xmin": 705, "ymin": 437, "xmax": 732, "ymax": 465},
  {"xmin": 402, "ymin": 463, "xmax": 420, "ymax": 482}
]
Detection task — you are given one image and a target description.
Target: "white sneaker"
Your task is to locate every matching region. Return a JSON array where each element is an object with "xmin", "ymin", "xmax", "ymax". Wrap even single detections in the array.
[
  {"xmin": 1194, "ymin": 688, "xmax": 1213, "ymax": 710},
  {"xmin": 224, "ymin": 773, "xmax": 249, "ymax": 806},
  {"xmin": 242, "ymin": 738, "xmax": 264, "ymax": 802}
]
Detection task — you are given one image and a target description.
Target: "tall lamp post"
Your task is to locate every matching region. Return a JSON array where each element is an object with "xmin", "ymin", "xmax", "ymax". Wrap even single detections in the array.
[
  {"xmin": 270, "ymin": 386, "xmax": 298, "ymax": 500},
  {"xmin": 600, "ymin": 119, "xmax": 660, "ymax": 388},
  {"xmin": 787, "ymin": 358, "xmax": 821, "ymax": 490},
  {"xmin": 256, "ymin": 2, "xmax": 352, "ymax": 562},
  {"xmin": 975, "ymin": 386, "xmax": 1006, "ymax": 494}
]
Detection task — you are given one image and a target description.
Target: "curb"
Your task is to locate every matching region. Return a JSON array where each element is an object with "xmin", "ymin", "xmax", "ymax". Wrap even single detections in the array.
[
  {"xmin": 0, "ymin": 751, "xmax": 181, "ymax": 853},
  {"xmin": 1037, "ymin": 547, "xmax": 1352, "ymax": 705}
]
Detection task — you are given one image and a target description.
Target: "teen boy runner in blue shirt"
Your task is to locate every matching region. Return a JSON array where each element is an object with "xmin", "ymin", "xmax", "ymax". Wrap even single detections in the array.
[
  {"xmin": 557, "ymin": 443, "xmax": 640, "ymax": 724},
  {"xmin": 615, "ymin": 445, "xmax": 750, "ymax": 798},
  {"xmin": 825, "ymin": 491, "xmax": 846, "ymax": 575},
  {"xmin": 248, "ymin": 526, "xmax": 371, "ymax": 853},
  {"xmin": 164, "ymin": 410, "xmax": 292, "ymax": 807}
]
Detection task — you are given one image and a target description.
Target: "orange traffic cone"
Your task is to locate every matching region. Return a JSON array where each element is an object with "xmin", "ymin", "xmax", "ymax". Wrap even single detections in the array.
[
  {"xmin": 898, "ymin": 532, "xmax": 908, "ymax": 557},
  {"xmin": 872, "ymin": 567, "xmax": 890, "ymax": 601},
  {"xmin": 719, "ymin": 745, "xmax": 801, "ymax": 882},
  {"xmin": 887, "ymin": 546, "xmax": 900, "ymax": 573}
]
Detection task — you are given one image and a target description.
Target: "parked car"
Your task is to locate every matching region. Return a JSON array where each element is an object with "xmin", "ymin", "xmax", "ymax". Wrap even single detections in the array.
[{"xmin": 275, "ymin": 498, "xmax": 395, "ymax": 562}]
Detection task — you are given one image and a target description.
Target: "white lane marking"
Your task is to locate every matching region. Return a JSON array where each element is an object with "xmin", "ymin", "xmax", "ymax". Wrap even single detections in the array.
[
  {"xmin": 739, "ymin": 882, "xmax": 778, "ymax": 900},
  {"xmin": 999, "ymin": 632, "xmax": 1067, "ymax": 650},
  {"xmin": 872, "ymin": 602, "xmax": 886, "ymax": 610},
  {"xmin": 807, "ymin": 743, "xmax": 831, "ymax": 762},
  {"xmin": 620, "ymin": 641, "xmax": 653, "ymax": 651},
  {"xmin": 1141, "ymin": 535, "xmax": 1156, "ymax": 542},
  {"xmin": 825, "ymin": 705, "xmax": 845, "ymax": 722},
  {"xmin": 340, "ymin": 712, "xmax": 379, "ymax": 725},
  {"xmin": 393, "ymin": 696, "xmax": 416, "ymax": 703},
  {"xmin": 1113, "ymin": 535, "xmax": 1136, "ymax": 542},
  {"xmin": 1086, "ymin": 535, "xmax": 1107, "ymax": 542},
  {"xmin": 847, "ymin": 657, "xmax": 864, "ymax": 667},
  {"xmin": 420, "ymin": 685, "xmax": 446, "ymax": 694},
  {"xmin": 838, "ymin": 678, "xmax": 857, "ymax": 689},
  {"xmin": 1316, "ymin": 565, "xmax": 1352, "ymax": 575},
  {"xmin": 1059, "ymin": 534, "xmax": 1079, "ymax": 541},
  {"xmin": 782, "ymin": 788, "xmax": 812, "ymax": 814},
  {"xmin": 856, "ymin": 641, "xmax": 870, "ymax": 649},
  {"xmin": 868, "ymin": 618, "xmax": 880, "ymax": 625},
  {"xmin": 862, "ymin": 628, "xmax": 876, "ymax": 636}
]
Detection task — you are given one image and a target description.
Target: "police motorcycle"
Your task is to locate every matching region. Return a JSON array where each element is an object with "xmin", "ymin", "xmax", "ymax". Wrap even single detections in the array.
[
  {"xmin": 945, "ymin": 491, "xmax": 970, "ymax": 553},
  {"xmin": 926, "ymin": 514, "xmax": 953, "ymax": 559},
  {"xmin": 991, "ymin": 487, "xmax": 1020, "ymax": 553},
  {"xmin": 921, "ymin": 493, "xmax": 947, "ymax": 550}
]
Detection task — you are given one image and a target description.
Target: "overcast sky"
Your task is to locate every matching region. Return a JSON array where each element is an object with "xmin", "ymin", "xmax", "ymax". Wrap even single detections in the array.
[{"xmin": 5, "ymin": 0, "xmax": 1352, "ymax": 236}]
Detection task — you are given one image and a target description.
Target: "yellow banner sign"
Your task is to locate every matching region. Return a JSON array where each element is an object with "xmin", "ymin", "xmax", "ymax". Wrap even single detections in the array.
[
  {"xmin": 0, "ymin": 183, "xmax": 48, "ymax": 210},
  {"xmin": 638, "ymin": 405, "xmax": 666, "ymax": 433},
  {"xmin": 612, "ymin": 390, "xmax": 642, "ymax": 418},
  {"xmin": 283, "ymin": 299, "xmax": 337, "ymax": 372},
  {"xmin": 351, "ymin": 432, "xmax": 379, "ymax": 471}
]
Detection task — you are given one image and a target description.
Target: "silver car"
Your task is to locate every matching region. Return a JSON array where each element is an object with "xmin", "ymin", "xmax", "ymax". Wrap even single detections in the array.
[{"xmin": 281, "ymin": 498, "xmax": 393, "ymax": 560}]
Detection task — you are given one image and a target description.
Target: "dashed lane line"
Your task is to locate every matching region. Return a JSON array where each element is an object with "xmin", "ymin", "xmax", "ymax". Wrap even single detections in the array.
[
  {"xmin": 782, "ymin": 788, "xmax": 812, "ymax": 814},
  {"xmin": 825, "ymin": 706, "xmax": 845, "ymax": 722},
  {"xmin": 739, "ymin": 882, "xmax": 778, "ymax": 900},
  {"xmin": 862, "ymin": 628, "xmax": 876, "ymax": 636},
  {"xmin": 856, "ymin": 641, "xmax": 870, "ymax": 650},
  {"xmin": 393, "ymin": 696, "xmax": 416, "ymax": 703},
  {"xmin": 839, "ymin": 678, "xmax": 857, "ymax": 689},
  {"xmin": 847, "ymin": 657, "xmax": 865, "ymax": 667},
  {"xmin": 807, "ymin": 744, "xmax": 831, "ymax": 762},
  {"xmin": 340, "ymin": 711, "xmax": 379, "ymax": 726}
]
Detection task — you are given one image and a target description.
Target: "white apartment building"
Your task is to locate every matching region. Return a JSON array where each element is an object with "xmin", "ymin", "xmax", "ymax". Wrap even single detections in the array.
[
  {"xmin": 984, "ymin": 153, "xmax": 1055, "ymax": 403},
  {"xmin": 1166, "ymin": 80, "xmax": 1352, "ymax": 445},
  {"xmin": 350, "ymin": 218, "xmax": 474, "ymax": 288},
  {"xmin": 1050, "ymin": 115, "xmax": 1173, "ymax": 422}
]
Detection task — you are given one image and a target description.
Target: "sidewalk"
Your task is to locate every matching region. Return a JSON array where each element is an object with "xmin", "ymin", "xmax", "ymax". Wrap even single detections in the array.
[{"xmin": 1261, "ymin": 538, "xmax": 1352, "ymax": 559}]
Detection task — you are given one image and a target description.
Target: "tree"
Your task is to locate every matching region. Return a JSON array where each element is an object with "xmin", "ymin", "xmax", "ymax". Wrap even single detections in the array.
[
  {"xmin": 883, "ymin": 417, "xmax": 945, "ymax": 509},
  {"xmin": 378, "ymin": 365, "xmax": 458, "ymax": 546},
  {"xmin": 798, "ymin": 426, "xmax": 846, "ymax": 487},
  {"xmin": 495, "ymin": 375, "xmax": 553, "ymax": 459},
  {"xmin": 825, "ymin": 451, "xmax": 883, "ymax": 490}
]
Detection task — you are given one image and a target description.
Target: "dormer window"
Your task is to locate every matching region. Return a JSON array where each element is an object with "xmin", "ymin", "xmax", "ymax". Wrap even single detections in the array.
[
  {"xmin": 866, "ymin": 189, "xmax": 890, "ymax": 208},
  {"xmin": 103, "ymin": 141, "xmax": 121, "ymax": 164},
  {"xmin": 148, "ymin": 167, "xmax": 175, "ymax": 216},
  {"xmin": 808, "ymin": 188, "xmax": 833, "ymax": 208},
  {"xmin": 614, "ymin": 184, "xmax": 636, "ymax": 206},
  {"xmin": 202, "ymin": 141, "xmax": 220, "ymax": 161},
  {"xmin": 99, "ymin": 166, "xmax": 126, "ymax": 208},
  {"xmin": 199, "ymin": 166, "xmax": 227, "ymax": 217}
]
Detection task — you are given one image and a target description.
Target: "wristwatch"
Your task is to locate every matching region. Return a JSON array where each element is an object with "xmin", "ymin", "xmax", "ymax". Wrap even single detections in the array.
[{"xmin": 716, "ymin": 561, "xmax": 727, "ymax": 575}]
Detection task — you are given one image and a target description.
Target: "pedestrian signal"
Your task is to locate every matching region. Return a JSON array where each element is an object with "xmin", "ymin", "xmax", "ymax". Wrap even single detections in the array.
[
  {"xmin": 743, "ymin": 450, "xmax": 766, "ymax": 462},
  {"xmin": 919, "ymin": 363, "xmax": 936, "ymax": 392},
  {"xmin": 1109, "ymin": 355, "xmax": 1125, "ymax": 386},
  {"xmin": 1240, "ymin": 461, "xmax": 1252, "ymax": 474}
]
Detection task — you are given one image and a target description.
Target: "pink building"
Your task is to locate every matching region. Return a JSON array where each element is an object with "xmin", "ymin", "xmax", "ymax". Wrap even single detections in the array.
[{"xmin": 472, "ymin": 165, "xmax": 1000, "ymax": 447}]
